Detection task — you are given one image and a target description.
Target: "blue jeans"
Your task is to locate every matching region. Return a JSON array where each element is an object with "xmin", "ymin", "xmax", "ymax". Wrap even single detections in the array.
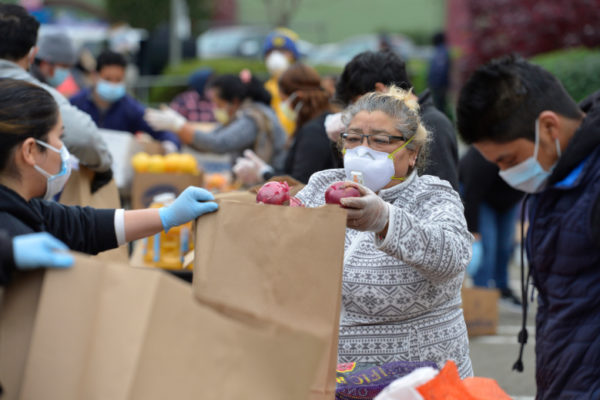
[{"xmin": 473, "ymin": 202, "xmax": 519, "ymax": 289}]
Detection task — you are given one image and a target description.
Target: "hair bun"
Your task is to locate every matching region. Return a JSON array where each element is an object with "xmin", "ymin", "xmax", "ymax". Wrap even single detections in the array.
[{"xmin": 386, "ymin": 85, "xmax": 420, "ymax": 112}]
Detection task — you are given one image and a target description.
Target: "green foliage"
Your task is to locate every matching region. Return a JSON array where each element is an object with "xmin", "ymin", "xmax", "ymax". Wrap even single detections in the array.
[
  {"xmin": 530, "ymin": 47, "xmax": 600, "ymax": 102},
  {"xmin": 150, "ymin": 58, "xmax": 267, "ymax": 103},
  {"xmin": 402, "ymin": 30, "xmax": 436, "ymax": 46},
  {"xmin": 106, "ymin": 0, "xmax": 209, "ymax": 32},
  {"xmin": 150, "ymin": 58, "xmax": 348, "ymax": 103},
  {"xmin": 406, "ymin": 59, "xmax": 427, "ymax": 94}
]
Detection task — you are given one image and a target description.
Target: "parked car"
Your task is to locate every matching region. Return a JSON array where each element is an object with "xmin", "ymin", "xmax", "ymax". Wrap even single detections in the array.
[
  {"xmin": 196, "ymin": 25, "xmax": 315, "ymax": 59},
  {"xmin": 305, "ymin": 33, "xmax": 432, "ymax": 67}
]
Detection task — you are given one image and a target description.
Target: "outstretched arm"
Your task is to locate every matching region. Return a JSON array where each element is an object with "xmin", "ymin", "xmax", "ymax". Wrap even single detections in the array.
[{"xmin": 123, "ymin": 186, "xmax": 218, "ymax": 242}]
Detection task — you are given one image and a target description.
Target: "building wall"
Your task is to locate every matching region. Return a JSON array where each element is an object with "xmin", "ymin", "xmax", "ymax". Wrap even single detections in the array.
[{"xmin": 237, "ymin": 0, "xmax": 447, "ymax": 44}]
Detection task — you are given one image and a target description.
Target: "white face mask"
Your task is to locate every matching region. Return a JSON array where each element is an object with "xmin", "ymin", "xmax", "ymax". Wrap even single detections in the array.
[
  {"xmin": 214, "ymin": 108, "xmax": 230, "ymax": 125},
  {"xmin": 280, "ymin": 93, "xmax": 302, "ymax": 122},
  {"xmin": 33, "ymin": 140, "xmax": 72, "ymax": 200},
  {"xmin": 343, "ymin": 137, "xmax": 413, "ymax": 192},
  {"xmin": 265, "ymin": 51, "xmax": 290, "ymax": 76},
  {"xmin": 498, "ymin": 119, "xmax": 561, "ymax": 193}
]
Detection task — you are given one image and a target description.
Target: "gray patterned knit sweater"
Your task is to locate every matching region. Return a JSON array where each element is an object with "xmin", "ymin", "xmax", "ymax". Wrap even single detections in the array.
[{"xmin": 296, "ymin": 169, "xmax": 474, "ymax": 378}]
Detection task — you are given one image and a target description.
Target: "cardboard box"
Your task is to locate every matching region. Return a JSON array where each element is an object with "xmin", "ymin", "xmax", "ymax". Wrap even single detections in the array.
[
  {"xmin": 461, "ymin": 287, "xmax": 500, "ymax": 337},
  {"xmin": 131, "ymin": 171, "xmax": 203, "ymax": 209},
  {"xmin": 1, "ymin": 256, "xmax": 325, "ymax": 400}
]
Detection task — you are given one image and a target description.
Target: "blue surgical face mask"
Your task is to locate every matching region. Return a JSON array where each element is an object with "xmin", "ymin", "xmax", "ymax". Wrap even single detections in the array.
[
  {"xmin": 96, "ymin": 79, "xmax": 126, "ymax": 102},
  {"xmin": 33, "ymin": 140, "xmax": 72, "ymax": 200},
  {"xmin": 48, "ymin": 67, "xmax": 69, "ymax": 87},
  {"xmin": 498, "ymin": 119, "xmax": 562, "ymax": 193}
]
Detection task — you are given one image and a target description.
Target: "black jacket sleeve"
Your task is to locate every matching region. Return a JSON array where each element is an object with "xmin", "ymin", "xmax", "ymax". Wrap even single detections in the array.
[
  {"xmin": 592, "ymin": 193, "xmax": 600, "ymax": 247},
  {"xmin": 33, "ymin": 201, "xmax": 118, "ymax": 255},
  {"xmin": 285, "ymin": 117, "xmax": 336, "ymax": 184},
  {"xmin": 420, "ymin": 107, "xmax": 459, "ymax": 190},
  {"xmin": 0, "ymin": 229, "xmax": 16, "ymax": 286},
  {"xmin": 459, "ymin": 147, "xmax": 495, "ymax": 233}
]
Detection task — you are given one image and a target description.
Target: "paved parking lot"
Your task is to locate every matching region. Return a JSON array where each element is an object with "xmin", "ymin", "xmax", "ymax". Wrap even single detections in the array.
[{"xmin": 468, "ymin": 257, "xmax": 536, "ymax": 399}]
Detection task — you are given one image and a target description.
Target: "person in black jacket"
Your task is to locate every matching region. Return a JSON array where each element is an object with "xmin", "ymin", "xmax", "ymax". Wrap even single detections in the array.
[
  {"xmin": 459, "ymin": 146, "xmax": 523, "ymax": 305},
  {"xmin": 233, "ymin": 63, "xmax": 341, "ymax": 184},
  {"xmin": 328, "ymin": 50, "xmax": 459, "ymax": 190},
  {"xmin": 0, "ymin": 78, "xmax": 218, "ymax": 286},
  {"xmin": 457, "ymin": 54, "xmax": 600, "ymax": 399}
]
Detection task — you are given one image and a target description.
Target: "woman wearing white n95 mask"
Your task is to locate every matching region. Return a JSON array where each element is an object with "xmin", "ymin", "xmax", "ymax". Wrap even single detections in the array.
[{"xmin": 294, "ymin": 87, "xmax": 474, "ymax": 378}]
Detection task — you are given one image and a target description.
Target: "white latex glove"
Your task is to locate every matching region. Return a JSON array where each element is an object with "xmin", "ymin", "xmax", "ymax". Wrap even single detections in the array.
[
  {"xmin": 161, "ymin": 140, "xmax": 178, "ymax": 154},
  {"xmin": 340, "ymin": 183, "xmax": 390, "ymax": 233},
  {"xmin": 324, "ymin": 112, "xmax": 345, "ymax": 142},
  {"xmin": 233, "ymin": 157, "xmax": 262, "ymax": 185},
  {"xmin": 232, "ymin": 149, "xmax": 274, "ymax": 185},
  {"xmin": 144, "ymin": 105, "xmax": 187, "ymax": 132}
]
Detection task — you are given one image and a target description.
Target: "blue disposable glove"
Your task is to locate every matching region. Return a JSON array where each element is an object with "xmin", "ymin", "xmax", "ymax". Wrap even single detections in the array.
[
  {"xmin": 158, "ymin": 186, "xmax": 219, "ymax": 232},
  {"xmin": 12, "ymin": 232, "xmax": 74, "ymax": 269},
  {"xmin": 466, "ymin": 239, "xmax": 483, "ymax": 277}
]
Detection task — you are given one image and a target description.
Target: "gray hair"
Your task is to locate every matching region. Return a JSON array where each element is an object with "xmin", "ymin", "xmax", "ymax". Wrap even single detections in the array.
[{"xmin": 341, "ymin": 86, "xmax": 430, "ymax": 151}]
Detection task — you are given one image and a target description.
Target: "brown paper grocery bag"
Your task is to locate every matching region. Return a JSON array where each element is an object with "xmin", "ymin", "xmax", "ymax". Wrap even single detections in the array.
[
  {"xmin": 59, "ymin": 166, "xmax": 129, "ymax": 263},
  {"xmin": 214, "ymin": 190, "xmax": 257, "ymax": 203},
  {"xmin": 248, "ymin": 175, "xmax": 306, "ymax": 196},
  {"xmin": 194, "ymin": 201, "xmax": 347, "ymax": 399},
  {"xmin": 59, "ymin": 166, "xmax": 120, "ymax": 208},
  {"xmin": 19, "ymin": 255, "xmax": 324, "ymax": 400},
  {"xmin": 0, "ymin": 271, "xmax": 44, "ymax": 400}
]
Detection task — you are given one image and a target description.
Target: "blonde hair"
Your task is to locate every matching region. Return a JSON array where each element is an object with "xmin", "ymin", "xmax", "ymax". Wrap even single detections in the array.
[{"xmin": 340, "ymin": 86, "xmax": 430, "ymax": 169}]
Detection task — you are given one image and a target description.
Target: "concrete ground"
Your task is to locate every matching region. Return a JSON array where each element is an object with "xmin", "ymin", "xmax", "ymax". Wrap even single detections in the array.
[{"xmin": 467, "ymin": 252, "xmax": 537, "ymax": 399}]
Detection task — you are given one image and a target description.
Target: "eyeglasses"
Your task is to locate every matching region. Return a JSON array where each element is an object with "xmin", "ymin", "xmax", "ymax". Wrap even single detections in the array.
[{"xmin": 341, "ymin": 133, "xmax": 406, "ymax": 151}]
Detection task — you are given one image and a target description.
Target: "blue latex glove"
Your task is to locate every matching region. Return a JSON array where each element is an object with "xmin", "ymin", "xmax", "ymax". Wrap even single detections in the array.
[
  {"xmin": 158, "ymin": 186, "xmax": 219, "ymax": 232},
  {"xmin": 467, "ymin": 239, "xmax": 483, "ymax": 277},
  {"xmin": 12, "ymin": 232, "xmax": 74, "ymax": 269}
]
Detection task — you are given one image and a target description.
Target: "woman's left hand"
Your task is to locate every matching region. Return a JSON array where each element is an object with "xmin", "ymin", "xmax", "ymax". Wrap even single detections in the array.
[{"xmin": 340, "ymin": 183, "xmax": 389, "ymax": 233}]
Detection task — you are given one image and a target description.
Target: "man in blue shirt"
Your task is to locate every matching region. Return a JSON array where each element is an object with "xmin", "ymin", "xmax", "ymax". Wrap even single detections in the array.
[{"xmin": 70, "ymin": 50, "xmax": 180, "ymax": 152}]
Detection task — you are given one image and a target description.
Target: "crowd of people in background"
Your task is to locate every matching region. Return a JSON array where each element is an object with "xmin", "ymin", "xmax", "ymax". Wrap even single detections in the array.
[{"xmin": 1, "ymin": 2, "xmax": 600, "ymax": 398}]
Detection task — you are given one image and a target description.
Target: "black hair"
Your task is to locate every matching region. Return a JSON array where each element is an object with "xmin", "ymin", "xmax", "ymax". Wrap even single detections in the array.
[
  {"xmin": 96, "ymin": 50, "xmax": 127, "ymax": 72},
  {"xmin": 335, "ymin": 50, "xmax": 412, "ymax": 106},
  {"xmin": 0, "ymin": 78, "xmax": 59, "ymax": 175},
  {"xmin": 432, "ymin": 32, "xmax": 446, "ymax": 46},
  {"xmin": 0, "ymin": 4, "xmax": 40, "ymax": 61},
  {"xmin": 207, "ymin": 74, "xmax": 271, "ymax": 106},
  {"xmin": 456, "ymin": 54, "xmax": 582, "ymax": 145}
]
